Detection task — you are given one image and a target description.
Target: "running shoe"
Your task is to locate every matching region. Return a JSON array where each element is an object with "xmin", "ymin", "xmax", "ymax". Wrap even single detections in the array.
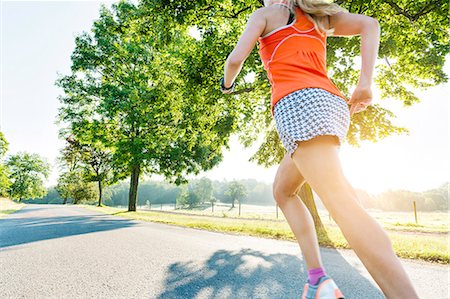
[{"xmin": 301, "ymin": 275, "xmax": 345, "ymax": 299}]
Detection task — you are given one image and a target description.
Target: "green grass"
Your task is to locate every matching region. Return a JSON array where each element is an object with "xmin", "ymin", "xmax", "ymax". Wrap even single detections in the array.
[
  {"xmin": 80, "ymin": 204, "xmax": 449, "ymax": 264},
  {"xmin": 131, "ymin": 203, "xmax": 450, "ymax": 234},
  {"xmin": 0, "ymin": 197, "xmax": 25, "ymax": 217}
]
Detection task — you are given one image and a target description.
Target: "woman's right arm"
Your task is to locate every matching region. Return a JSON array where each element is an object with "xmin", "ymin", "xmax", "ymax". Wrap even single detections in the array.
[{"xmin": 328, "ymin": 12, "xmax": 380, "ymax": 115}]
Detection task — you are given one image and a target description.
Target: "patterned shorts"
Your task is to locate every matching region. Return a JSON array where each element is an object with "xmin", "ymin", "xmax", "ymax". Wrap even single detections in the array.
[{"xmin": 273, "ymin": 88, "xmax": 350, "ymax": 157}]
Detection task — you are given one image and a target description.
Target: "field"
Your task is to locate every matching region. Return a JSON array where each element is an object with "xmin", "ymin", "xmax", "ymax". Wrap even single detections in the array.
[
  {"xmin": 127, "ymin": 202, "xmax": 449, "ymax": 233},
  {"xmin": 0, "ymin": 197, "xmax": 24, "ymax": 218},
  {"xmin": 82, "ymin": 203, "xmax": 449, "ymax": 264}
]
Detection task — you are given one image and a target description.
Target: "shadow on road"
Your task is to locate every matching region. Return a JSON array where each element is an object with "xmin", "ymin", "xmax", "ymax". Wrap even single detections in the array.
[
  {"xmin": 0, "ymin": 206, "xmax": 136, "ymax": 249},
  {"xmin": 157, "ymin": 248, "xmax": 384, "ymax": 299}
]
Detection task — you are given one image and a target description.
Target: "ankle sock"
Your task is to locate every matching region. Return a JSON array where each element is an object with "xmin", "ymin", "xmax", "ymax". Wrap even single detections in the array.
[{"xmin": 308, "ymin": 267, "xmax": 327, "ymax": 285}]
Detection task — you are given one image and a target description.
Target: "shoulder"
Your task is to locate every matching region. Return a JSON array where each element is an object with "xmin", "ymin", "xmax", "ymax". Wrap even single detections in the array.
[
  {"xmin": 245, "ymin": 7, "xmax": 269, "ymax": 27},
  {"xmin": 248, "ymin": 7, "xmax": 270, "ymax": 21}
]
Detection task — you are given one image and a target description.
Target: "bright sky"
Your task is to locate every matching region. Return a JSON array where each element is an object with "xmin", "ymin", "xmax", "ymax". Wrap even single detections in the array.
[{"xmin": 1, "ymin": 1, "xmax": 449, "ymax": 195}]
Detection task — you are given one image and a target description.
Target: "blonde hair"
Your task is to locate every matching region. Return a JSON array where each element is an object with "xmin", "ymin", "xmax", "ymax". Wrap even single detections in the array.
[{"xmin": 285, "ymin": 0, "xmax": 347, "ymax": 35}]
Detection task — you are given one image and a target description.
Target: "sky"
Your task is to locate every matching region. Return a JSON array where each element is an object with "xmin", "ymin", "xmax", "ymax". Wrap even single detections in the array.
[{"xmin": 1, "ymin": 0, "xmax": 449, "ymax": 195}]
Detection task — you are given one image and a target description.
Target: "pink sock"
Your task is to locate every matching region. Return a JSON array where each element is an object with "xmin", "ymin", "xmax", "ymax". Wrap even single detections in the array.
[{"xmin": 308, "ymin": 267, "xmax": 327, "ymax": 285}]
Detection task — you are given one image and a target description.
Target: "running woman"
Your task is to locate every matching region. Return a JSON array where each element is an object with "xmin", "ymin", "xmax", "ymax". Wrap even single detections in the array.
[{"xmin": 220, "ymin": 0, "xmax": 419, "ymax": 298}]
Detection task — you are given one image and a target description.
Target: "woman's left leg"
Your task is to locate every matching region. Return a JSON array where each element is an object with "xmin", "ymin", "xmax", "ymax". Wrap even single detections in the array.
[{"xmin": 273, "ymin": 153, "xmax": 323, "ymax": 270}]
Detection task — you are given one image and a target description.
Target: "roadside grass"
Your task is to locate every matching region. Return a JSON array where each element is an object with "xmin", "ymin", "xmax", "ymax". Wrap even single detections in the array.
[
  {"xmin": 126, "ymin": 203, "xmax": 450, "ymax": 234},
  {"xmin": 367, "ymin": 211, "xmax": 449, "ymax": 234},
  {"xmin": 80, "ymin": 204, "xmax": 449, "ymax": 264},
  {"xmin": 0, "ymin": 197, "xmax": 24, "ymax": 218}
]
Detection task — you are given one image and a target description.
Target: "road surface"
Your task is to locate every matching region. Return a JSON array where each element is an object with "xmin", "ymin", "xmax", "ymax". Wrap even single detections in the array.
[{"xmin": 0, "ymin": 204, "xmax": 448, "ymax": 298}]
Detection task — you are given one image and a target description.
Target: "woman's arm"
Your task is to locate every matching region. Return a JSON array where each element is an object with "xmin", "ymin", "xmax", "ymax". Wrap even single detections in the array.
[
  {"xmin": 222, "ymin": 9, "xmax": 267, "ymax": 91},
  {"xmin": 329, "ymin": 12, "xmax": 380, "ymax": 115}
]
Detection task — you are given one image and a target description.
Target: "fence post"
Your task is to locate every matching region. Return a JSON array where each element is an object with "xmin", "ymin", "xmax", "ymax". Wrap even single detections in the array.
[
  {"xmin": 174, "ymin": 201, "xmax": 176, "ymax": 210},
  {"xmin": 212, "ymin": 201, "xmax": 214, "ymax": 213},
  {"xmin": 413, "ymin": 201, "xmax": 418, "ymax": 224},
  {"xmin": 239, "ymin": 201, "xmax": 241, "ymax": 216},
  {"xmin": 276, "ymin": 203, "xmax": 279, "ymax": 219}
]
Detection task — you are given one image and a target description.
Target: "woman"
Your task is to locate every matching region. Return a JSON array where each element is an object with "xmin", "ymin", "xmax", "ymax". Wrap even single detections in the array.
[{"xmin": 221, "ymin": 0, "xmax": 419, "ymax": 298}]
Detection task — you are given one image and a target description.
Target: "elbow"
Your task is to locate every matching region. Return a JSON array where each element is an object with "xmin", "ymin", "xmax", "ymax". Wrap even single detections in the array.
[
  {"xmin": 226, "ymin": 54, "xmax": 244, "ymax": 68},
  {"xmin": 362, "ymin": 17, "xmax": 380, "ymax": 35},
  {"xmin": 368, "ymin": 17, "xmax": 380, "ymax": 32}
]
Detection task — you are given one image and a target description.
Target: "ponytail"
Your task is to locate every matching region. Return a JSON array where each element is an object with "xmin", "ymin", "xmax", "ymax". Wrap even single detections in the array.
[{"xmin": 291, "ymin": 0, "xmax": 347, "ymax": 34}]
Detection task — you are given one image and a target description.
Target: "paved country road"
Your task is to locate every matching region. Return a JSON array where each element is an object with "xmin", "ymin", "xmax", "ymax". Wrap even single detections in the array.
[{"xmin": 0, "ymin": 205, "xmax": 448, "ymax": 299}]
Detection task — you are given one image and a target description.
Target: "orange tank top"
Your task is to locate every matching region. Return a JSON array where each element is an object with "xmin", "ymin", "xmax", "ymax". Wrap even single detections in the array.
[{"xmin": 258, "ymin": 6, "xmax": 347, "ymax": 114}]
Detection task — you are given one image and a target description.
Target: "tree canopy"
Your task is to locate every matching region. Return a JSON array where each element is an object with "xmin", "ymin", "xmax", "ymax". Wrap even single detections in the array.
[
  {"xmin": 57, "ymin": 1, "xmax": 246, "ymax": 210},
  {"xmin": 6, "ymin": 152, "xmax": 51, "ymax": 201},
  {"xmin": 148, "ymin": 0, "xmax": 448, "ymax": 164}
]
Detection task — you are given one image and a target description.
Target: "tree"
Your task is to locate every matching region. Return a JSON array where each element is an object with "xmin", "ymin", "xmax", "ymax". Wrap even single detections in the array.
[
  {"xmin": 0, "ymin": 132, "xmax": 10, "ymax": 196},
  {"xmin": 65, "ymin": 138, "xmax": 116, "ymax": 207},
  {"xmin": 176, "ymin": 184, "xmax": 200, "ymax": 209},
  {"xmin": 56, "ymin": 172, "xmax": 74, "ymax": 204},
  {"xmin": 57, "ymin": 138, "xmax": 83, "ymax": 204},
  {"xmin": 153, "ymin": 0, "xmax": 448, "ymax": 229},
  {"xmin": 192, "ymin": 177, "xmax": 213, "ymax": 204},
  {"xmin": 56, "ymin": 170, "xmax": 99, "ymax": 205},
  {"xmin": 57, "ymin": 1, "xmax": 238, "ymax": 212},
  {"xmin": 6, "ymin": 152, "xmax": 51, "ymax": 201},
  {"xmin": 225, "ymin": 181, "xmax": 248, "ymax": 215}
]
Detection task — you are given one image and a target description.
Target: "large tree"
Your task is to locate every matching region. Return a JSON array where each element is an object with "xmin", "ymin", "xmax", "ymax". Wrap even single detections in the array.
[
  {"xmin": 57, "ymin": 1, "xmax": 239, "ymax": 211},
  {"xmin": 6, "ymin": 152, "xmax": 51, "ymax": 201},
  {"xmin": 149, "ymin": 0, "xmax": 448, "ymax": 229}
]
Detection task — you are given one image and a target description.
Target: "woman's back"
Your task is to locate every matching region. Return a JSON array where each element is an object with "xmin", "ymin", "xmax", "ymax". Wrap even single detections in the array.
[
  {"xmin": 258, "ymin": 5, "xmax": 346, "ymax": 112},
  {"xmin": 260, "ymin": 4, "xmax": 295, "ymax": 38}
]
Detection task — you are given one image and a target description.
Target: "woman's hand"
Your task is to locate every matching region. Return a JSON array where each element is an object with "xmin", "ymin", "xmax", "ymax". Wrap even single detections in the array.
[
  {"xmin": 330, "ymin": 12, "xmax": 379, "ymax": 116},
  {"xmin": 348, "ymin": 84, "xmax": 372, "ymax": 115},
  {"xmin": 220, "ymin": 78, "xmax": 235, "ymax": 94}
]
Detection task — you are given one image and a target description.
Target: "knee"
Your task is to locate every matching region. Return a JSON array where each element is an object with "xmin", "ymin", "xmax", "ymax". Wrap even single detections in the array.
[{"xmin": 272, "ymin": 181, "xmax": 296, "ymax": 206}]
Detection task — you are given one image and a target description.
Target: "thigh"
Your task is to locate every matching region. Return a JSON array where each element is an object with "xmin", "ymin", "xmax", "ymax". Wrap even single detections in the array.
[
  {"xmin": 291, "ymin": 136, "xmax": 356, "ymax": 206},
  {"xmin": 273, "ymin": 153, "xmax": 306, "ymax": 197}
]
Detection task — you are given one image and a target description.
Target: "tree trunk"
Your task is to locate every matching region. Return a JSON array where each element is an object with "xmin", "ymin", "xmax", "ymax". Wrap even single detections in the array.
[
  {"xmin": 63, "ymin": 198, "xmax": 67, "ymax": 205},
  {"xmin": 297, "ymin": 183, "xmax": 325, "ymax": 232},
  {"xmin": 231, "ymin": 199, "xmax": 235, "ymax": 208},
  {"xmin": 97, "ymin": 180, "xmax": 103, "ymax": 207},
  {"xmin": 128, "ymin": 164, "xmax": 140, "ymax": 212}
]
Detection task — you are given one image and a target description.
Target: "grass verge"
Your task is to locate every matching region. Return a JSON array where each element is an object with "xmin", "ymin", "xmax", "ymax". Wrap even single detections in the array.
[
  {"xmin": 0, "ymin": 197, "xmax": 25, "ymax": 218},
  {"xmin": 80, "ymin": 205, "xmax": 449, "ymax": 264}
]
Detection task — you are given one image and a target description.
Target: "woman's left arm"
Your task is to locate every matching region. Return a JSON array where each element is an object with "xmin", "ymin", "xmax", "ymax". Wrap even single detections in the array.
[
  {"xmin": 222, "ymin": 9, "xmax": 267, "ymax": 92},
  {"xmin": 328, "ymin": 12, "xmax": 380, "ymax": 114}
]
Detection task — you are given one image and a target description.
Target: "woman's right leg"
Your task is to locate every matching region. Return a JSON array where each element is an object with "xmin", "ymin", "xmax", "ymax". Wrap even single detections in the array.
[
  {"xmin": 291, "ymin": 135, "xmax": 419, "ymax": 299},
  {"xmin": 273, "ymin": 153, "xmax": 323, "ymax": 270}
]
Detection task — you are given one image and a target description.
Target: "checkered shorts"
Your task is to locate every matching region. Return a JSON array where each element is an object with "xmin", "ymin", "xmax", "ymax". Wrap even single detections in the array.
[{"xmin": 273, "ymin": 88, "xmax": 350, "ymax": 156}]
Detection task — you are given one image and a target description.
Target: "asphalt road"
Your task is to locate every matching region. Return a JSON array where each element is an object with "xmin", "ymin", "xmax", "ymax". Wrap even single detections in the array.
[{"xmin": 0, "ymin": 204, "xmax": 448, "ymax": 299}]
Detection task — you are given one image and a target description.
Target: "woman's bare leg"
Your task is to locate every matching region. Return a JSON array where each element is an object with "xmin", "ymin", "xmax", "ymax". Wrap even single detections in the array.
[
  {"xmin": 273, "ymin": 153, "xmax": 323, "ymax": 270},
  {"xmin": 291, "ymin": 135, "xmax": 419, "ymax": 299}
]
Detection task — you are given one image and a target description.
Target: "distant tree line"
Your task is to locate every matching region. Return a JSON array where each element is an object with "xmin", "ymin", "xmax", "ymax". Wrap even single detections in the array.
[
  {"xmin": 27, "ymin": 176, "xmax": 449, "ymax": 212},
  {"xmin": 357, "ymin": 183, "xmax": 449, "ymax": 212},
  {"xmin": 33, "ymin": 178, "xmax": 268, "ymax": 208}
]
